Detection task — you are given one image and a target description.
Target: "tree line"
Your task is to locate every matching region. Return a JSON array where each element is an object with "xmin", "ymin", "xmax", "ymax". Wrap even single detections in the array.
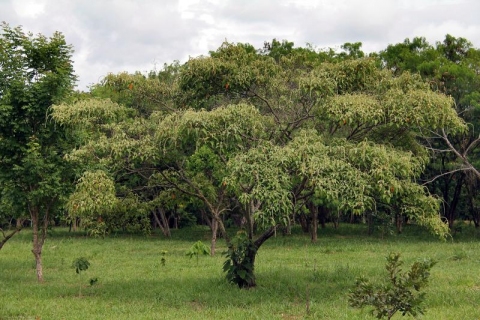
[{"xmin": 1, "ymin": 23, "xmax": 479, "ymax": 287}]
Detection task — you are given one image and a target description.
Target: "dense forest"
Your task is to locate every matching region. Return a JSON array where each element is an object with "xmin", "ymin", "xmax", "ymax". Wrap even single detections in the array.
[{"xmin": 1, "ymin": 24, "xmax": 479, "ymax": 287}]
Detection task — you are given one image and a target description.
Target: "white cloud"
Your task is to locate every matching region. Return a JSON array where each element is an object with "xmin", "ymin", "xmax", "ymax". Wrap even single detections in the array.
[
  {"xmin": 12, "ymin": 0, "xmax": 46, "ymax": 18},
  {"xmin": 2, "ymin": 0, "xmax": 479, "ymax": 90}
]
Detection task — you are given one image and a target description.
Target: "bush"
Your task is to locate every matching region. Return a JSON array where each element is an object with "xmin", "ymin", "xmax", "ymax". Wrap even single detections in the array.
[{"xmin": 349, "ymin": 252, "xmax": 436, "ymax": 319}]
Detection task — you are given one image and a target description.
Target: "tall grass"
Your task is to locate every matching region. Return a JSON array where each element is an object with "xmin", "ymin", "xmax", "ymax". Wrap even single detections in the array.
[{"xmin": 1, "ymin": 224, "xmax": 479, "ymax": 319}]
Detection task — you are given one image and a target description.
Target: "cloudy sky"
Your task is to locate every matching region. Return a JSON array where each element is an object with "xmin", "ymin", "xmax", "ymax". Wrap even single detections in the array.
[{"xmin": 2, "ymin": 0, "xmax": 479, "ymax": 90}]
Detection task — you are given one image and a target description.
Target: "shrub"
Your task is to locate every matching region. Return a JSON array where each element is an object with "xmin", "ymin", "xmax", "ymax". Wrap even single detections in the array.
[{"xmin": 349, "ymin": 252, "xmax": 436, "ymax": 319}]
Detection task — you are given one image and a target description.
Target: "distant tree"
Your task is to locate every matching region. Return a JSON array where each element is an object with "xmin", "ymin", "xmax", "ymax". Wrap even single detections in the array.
[{"xmin": 0, "ymin": 23, "xmax": 76, "ymax": 281}]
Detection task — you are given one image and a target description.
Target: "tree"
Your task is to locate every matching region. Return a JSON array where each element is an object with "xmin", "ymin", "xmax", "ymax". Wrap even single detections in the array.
[
  {"xmin": 53, "ymin": 41, "xmax": 464, "ymax": 289},
  {"xmin": 380, "ymin": 35, "xmax": 480, "ymax": 227},
  {"xmin": 176, "ymin": 43, "xmax": 462, "ymax": 287},
  {"xmin": 0, "ymin": 23, "xmax": 76, "ymax": 281}
]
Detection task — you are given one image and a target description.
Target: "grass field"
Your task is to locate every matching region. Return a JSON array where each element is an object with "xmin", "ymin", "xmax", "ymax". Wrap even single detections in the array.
[{"xmin": 1, "ymin": 224, "xmax": 479, "ymax": 320}]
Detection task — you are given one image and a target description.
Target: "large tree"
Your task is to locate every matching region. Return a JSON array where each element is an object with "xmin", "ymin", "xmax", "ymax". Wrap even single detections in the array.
[
  {"xmin": 380, "ymin": 35, "xmax": 480, "ymax": 227},
  {"xmin": 0, "ymin": 23, "xmax": 76, "ymax": 281},
  {"xmin": 52, "ymin": 41, "xmax": 464, "ymax": 288}
]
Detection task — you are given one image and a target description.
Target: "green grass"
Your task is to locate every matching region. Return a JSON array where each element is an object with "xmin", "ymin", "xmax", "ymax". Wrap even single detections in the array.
[{"xmin": 1, "ymin": 224, "xmax": 480, "ymax": 319}]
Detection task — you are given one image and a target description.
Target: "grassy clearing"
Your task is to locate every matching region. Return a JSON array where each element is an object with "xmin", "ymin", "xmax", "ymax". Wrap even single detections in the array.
[{"xmin": 1, "ymin": 224, "xmax": 480, "ymax": 319}]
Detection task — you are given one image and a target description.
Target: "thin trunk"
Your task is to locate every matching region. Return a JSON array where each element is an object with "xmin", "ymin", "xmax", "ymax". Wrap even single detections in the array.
[
  {"xmin": 308, "ymin": 202, "xmax": 318, "ymax": 242},
  {"xmin": 31, "ymin": 206, "xmax": 47, "ymax": 282},
  {"xmin": 319, "ymin": 206, "xmax": 327, "ymax": 229},
  {"xmin": 201, "ymin": 209, "xmax": 213, "ymax": 229},
  {"xmin": 210, "ymin": 218, "xmax": 218, "ymax": 256},
  {"xmin": 395, "ymin": 213, "xmax": 403, "ymax": 234},
  {"xmin": 152, "ymin": 208, "xmax": 171, "ymax": 237},
  {"xmin": 367, "ymin": 211, "xmax": 374, "ymax": 235},
  {"xmin": 298, "ymin": 212, "xmax": 310, "ymax": 233},
  {"xmin": 465, "ymin": 177, "xmax": 479, "ymax": 228},
  {"xmin": 446, "ymin": 174, "xmax": 464, "ymax": 228}
]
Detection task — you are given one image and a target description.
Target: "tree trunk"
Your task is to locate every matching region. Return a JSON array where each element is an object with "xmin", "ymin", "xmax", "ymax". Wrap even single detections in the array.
[
  {"xmin": 243, "ymin": 226, "xmax": 277, "ymax": 288},
  {"xmin": 367, "ymin": 211, "xmax": 374, "ymax": 235},
  {"xmin": 31, "ymin": 206, "xmax": 47, "ymax": 282},
  {"xmin": 445, "ymin": 174, "xmax": 464, "ymax": 228},
  {"xmin": 298, "ymin": 212, "xmax": 310, "ymax": 233},
  {"xmin": 152, "ymin": 208, "xmax": 171, "ymax": 237},
  {"xmin": 319, "ymin": 206, "xmax": 327, "ymax": 229},
  {"xmin": 210, "ymin": 218, "xmax": 218, "ymax": 256},
  {"xmin": 308, "ymin": 202, "xmax": 318, "ymax": 242},
  {"xmin": 395, "ymin": 213, "xmax": 403, "ymax": 234}
]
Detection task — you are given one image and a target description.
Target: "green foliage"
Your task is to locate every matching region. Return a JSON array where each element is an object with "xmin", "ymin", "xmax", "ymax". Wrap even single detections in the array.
[
  {"xmin": 0, "ymin": 23, "xmax": 76, "ymax": 281},
  {"xmin": 349, "ymin": 253, "xmax": 436, "ymax": 319},
  {"xmin": 186, "ymin": 241, "xmax": 210, "ymax": 265},
  {"xmin": 222, "ymin": 231, "xmax": 257, "ymax": 288},
  {"xmin": 72, "ymin": 257, "xmax": 91, "ymax": 296},
  {"xmin": 89, "ymin": 277, "xmax": 98, "ymax": 286},
  {"xmin": 161, "ymin": 250, "xmax": 167, "ymax": 266},
  {"xmin": 72, "ymin": 257, "xmax": 90, "ymax": 274},
  {"xmin": 49, "ymin": 37, "xmax": 471, "ymax": 288}
]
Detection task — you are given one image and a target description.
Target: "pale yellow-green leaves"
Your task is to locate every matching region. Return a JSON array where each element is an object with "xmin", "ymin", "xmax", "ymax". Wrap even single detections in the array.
[
  {"xmin": 154, "ymin": 103, "xmax": 270, "ymax": 158},
  {"xmin": 225, "ymin": 142, "xmax": 292, "ymax": 227},
  {"xmin": 227, "ymin": 129, "xmax": 448, "ymax": 237},
  {"xmin": 51, "ymin": 98, "xmax": 130, "ymax": 129},
  {"xmin": 324, "ymin": 94, "xmax": 383, "ymax": 126},
  {"xmin": 383, "ymin": 88, "xmax": 465, "ymax": 132},
  {"xmin": 67, "ymin": 170, "xmax": 117, "ymax": 218}
]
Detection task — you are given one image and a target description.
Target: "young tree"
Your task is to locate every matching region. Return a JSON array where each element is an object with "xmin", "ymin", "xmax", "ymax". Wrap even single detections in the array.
[{"xmin": 0, "ymin": 23, "xmax": 76, "ymax": 281}]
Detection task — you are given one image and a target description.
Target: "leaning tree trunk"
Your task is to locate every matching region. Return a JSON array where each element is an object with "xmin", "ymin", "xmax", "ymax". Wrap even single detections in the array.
[
  {"xmin": 0, "ymin": 218, "xmax": 23, "ymax": 251},
  {"xmin": 152, "ymin": 208, "xmax": 171, "ymax": 237}
]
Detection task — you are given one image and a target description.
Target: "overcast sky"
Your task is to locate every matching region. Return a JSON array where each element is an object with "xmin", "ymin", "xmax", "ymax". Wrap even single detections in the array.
[{"xmin": 2, "ymin": 0, "xmax": 479, "ymax": 90}]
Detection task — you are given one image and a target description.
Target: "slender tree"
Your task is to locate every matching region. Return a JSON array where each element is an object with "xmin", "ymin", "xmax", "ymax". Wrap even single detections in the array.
[{"xmin": 0, "ymin": 23, "xmax": 76, "ymax": 281}]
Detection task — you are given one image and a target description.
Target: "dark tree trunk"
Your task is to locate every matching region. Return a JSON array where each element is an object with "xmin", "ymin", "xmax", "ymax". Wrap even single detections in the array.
[
  {"xmin": 367, "ymin": 211, "xmax": 374, "ymax": 235},
  {"xmin": 395, "ymin": 213, "xmax": 403, "ymax": 234},
  {"xmin": 319, "ymin": 206, "xmax": 327, "ymax": 229},
  {"xmin": 445, "ymin": 174, "xmax": 464, "ymax": 228},
  {"xmin": 239, "ymin": 226, "xmax": 277, "ymax": 288},
  {"xmin": 308, "ymin": 202, "xmax": 318, "ymax": 242},
  {"xmin": 465, "ymin": 176, "xmax": 480, "ymax": 228},
  {"xmin": 298, "ymin": 212, "xmax": 310, "ymax": 233}
]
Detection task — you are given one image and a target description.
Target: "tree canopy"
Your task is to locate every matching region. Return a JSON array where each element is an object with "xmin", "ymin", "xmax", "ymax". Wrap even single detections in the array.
[{"xmin": 2, "ymin": 22, "xmax": 477, "ymax": 287}]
